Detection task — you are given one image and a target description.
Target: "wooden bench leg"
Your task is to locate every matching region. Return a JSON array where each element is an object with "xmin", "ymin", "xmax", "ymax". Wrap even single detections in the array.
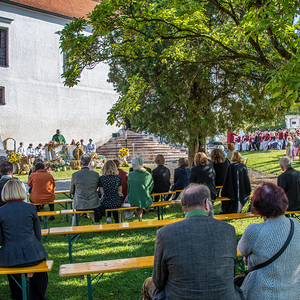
[
  {"xmin": 68, "ymin": 233, "xmax": 81, "ymax": 264},
  {"xmin": 87, "ymin": 274, "xmax": 93, "ymax": 300},
  {"xmin": 9, "ymin": 273, "xmax": 30, "ymax": 300},
  {"xmin": 86, "ymin": 273, "xmax": 104, "ymax": 300}
]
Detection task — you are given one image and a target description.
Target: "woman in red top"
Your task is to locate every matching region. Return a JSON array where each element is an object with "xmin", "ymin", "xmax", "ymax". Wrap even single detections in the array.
[{"xmin": 113, "ymin": 159, "xmax": 128, "ymax": 202}]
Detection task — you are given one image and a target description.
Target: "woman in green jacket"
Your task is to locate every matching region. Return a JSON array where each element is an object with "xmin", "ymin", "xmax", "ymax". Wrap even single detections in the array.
[{"xmin": 128, "ymin": 157, "xmax": 154, "ymax": 221}]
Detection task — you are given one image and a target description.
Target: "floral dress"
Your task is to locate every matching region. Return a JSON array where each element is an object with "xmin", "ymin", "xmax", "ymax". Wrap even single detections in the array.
[{"xmin": 98, "ymin": 175, "xmax": 122, "ymax": 209}]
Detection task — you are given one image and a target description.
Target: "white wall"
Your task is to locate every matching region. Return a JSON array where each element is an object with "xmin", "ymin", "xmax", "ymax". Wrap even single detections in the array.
[{"xmin": 0, "ymin": 3, "xmax": 119, "ymax": 148}]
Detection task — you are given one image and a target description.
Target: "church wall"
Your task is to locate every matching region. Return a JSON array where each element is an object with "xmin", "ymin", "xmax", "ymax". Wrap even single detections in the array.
[{"xmin": 0, "ymin": 3, "xmax": 119, "ymax": 148}]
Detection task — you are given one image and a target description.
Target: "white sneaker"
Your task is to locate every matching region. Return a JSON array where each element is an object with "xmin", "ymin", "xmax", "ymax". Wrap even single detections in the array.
[{"xmin": 106, "ymin": 217, "xmax": 112, "ymax": 224}]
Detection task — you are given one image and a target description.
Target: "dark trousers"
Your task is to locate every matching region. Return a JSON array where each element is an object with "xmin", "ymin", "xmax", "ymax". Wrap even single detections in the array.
[
  {"xmin": 35, "ymin": 204, "xmax": 54, "ymax": 212},
  {"xmin": 8, "ymin": 270, "xmax": 48, "ymax": 300},
  {"xmin": 107, "ymin": 211, "xmax": 119, "ymax": 223}
]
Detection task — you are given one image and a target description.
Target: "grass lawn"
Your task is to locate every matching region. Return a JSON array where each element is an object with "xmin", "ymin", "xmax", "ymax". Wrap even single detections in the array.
[
  {"xmin": 244, "ymin": 149, "xmax": 300, "ymax": 175},
  {"xmin": 0, "ymin": 198, "xmax": 262, "ymax": 300},
  {"xmin": 1, "ymin": 151, "xmax": 287, "ymax": 299}
]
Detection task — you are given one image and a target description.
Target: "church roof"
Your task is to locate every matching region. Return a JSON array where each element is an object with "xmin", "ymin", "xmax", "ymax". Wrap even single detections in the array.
[{"xmin": 1, "ymin": 0, "xmax": 99, "ymax": 19}]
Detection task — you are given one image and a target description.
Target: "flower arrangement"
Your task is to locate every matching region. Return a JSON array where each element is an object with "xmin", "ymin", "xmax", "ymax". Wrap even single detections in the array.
[
  {"xmin": 118, "ymin": 148, "xmax": 129, "ymax": 158},
  {"xmin": 91, "ymin": 153, "xmax": 100, "ymax": 160},
  {"xmin": 45, "ymin": 141, "xmax": 62, "ymax": 150},
  {"xmin": 8, "ymin": 152, "xmax": 21, "ymax": 164}
]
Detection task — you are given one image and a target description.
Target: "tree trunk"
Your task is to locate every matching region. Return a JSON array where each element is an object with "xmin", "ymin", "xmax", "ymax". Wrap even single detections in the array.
[
  {"xmin": 188, "ymin": 135, "xmax": 207, "ymax": 169},
  {"xmin": 188, "ymin": 136, "xmax": 198, "ymax": 168}
]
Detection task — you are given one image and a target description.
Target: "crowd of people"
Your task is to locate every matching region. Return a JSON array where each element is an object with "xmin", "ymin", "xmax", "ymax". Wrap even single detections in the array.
[
  {"xmin": 227, "ymin": 128, "xmax": 300, "ymax": 155},
  {"xmin": 1, "ymin": 146, "xmax": 300, "ymax": 299},
  {"xmin": 16, "ymin": 129, "xmax": 97, "ymax": 165}
]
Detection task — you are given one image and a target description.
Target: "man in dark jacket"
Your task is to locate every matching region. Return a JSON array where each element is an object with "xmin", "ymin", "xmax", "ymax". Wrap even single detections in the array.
[
  {"xmin": 278, "ymin": 156, "xmax": 300, "ymax": 211},
  {"xmin": 142, "ymin": 184, "xmax": 244, "ymax": 300}
]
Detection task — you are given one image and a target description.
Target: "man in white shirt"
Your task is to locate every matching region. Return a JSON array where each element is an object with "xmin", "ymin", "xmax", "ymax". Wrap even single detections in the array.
[
  {"xmin": 17, "ymin": 142, "xmax": 26, "ymax": 157},
  {"xmin": 35, "ymin": 143, "xmax": 45, "ymax": 160},
  {"xmin": 86, "ymin": 139, "xmax": 96, "ymax": 154},
  {"xmin": 27, "ymin": 143, "xmax": 35, "ymax": 165}
]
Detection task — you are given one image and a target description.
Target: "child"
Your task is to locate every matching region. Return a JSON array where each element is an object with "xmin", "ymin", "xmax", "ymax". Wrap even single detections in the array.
[{"xmin": 286, "ymin": 136, "xmax": 293, "ymax": 159}]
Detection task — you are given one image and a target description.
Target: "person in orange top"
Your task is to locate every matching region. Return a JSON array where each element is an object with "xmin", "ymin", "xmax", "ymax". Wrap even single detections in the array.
[{"xmin": 27, "ymin": 163, "xmax": 56, "ymax": 219}]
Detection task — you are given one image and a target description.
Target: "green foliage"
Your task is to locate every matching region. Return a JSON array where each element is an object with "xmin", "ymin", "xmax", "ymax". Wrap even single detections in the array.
[{"xmin": 60, "ymin": 0, "xmax": 300, "ymax": 107}]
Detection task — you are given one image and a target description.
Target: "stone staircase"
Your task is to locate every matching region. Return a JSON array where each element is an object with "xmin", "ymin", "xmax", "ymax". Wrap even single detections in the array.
[{"xmin": 96, "ymin": 131, "xmax": 188, "ymax": 163}]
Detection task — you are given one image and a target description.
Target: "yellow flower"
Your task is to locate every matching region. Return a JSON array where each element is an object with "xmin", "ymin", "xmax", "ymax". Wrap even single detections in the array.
[
  {"xmin": 118, "ymin": 155, "xmax": 122, "ymax": 158},
  {"xmin": 121, "ymin": 148, "xmax": 125, "ymax": 151}
]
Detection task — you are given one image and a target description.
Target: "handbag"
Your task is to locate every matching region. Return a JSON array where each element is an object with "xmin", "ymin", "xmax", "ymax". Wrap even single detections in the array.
[{"xmin": 235, "ymin": 218, "xmax": 294, "ymax": 287}]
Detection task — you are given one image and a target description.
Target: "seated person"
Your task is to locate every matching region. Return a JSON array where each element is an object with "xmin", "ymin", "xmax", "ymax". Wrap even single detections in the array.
[
  {"xmin": 113, "ymin": 159, "xmax": 128, "ymax": 202},
  {"xmin": 210, "ymin": 148, "xmax": 230, "ymax": 191},
  {"xmin": 189, "ymin": 152, "xmax": 216, "ymax": 201},
  {"xmin": 166, "ymin": 157, "xmax": 190, "ymax": 200},
  {"xmin": 86, "ymin": 139, "xmax": 96, "ymax": 154},
  {"xmin": 27, "ymin": 163, "xmax": 56, "ymax": 219},
  {"xmin": 27, "ymin": 143, "xmax": 35, "ymax": 165},
  {"xmin": 128, "ymin": 157, "xmax": 154, "ymax": 222},
  {"xmin": 35, "ymin": 143, "xmax": 45, "ymax": 160},
  {"xmin": 99, "ymin": 160, "xmax": 123, "ymax": 224},
  {"xmin": 152, "ymin": 154, "xmax": 170, "ymax": 202},
  {"xmin": 227, "ymin": 142, "xmax": 235, "ymax": 162},
  {"xmin": 238, "ymin": 183, "xmax": 300, "ymax": 299},
  {"xmin": 0, "ymin": 179, "xmax": 48, "ymax": 300},
  {"xmin": 70, "ymin": 154, "xmax": 101, "ymax": 225},
  {"xmin": 143, "ymin": 184, "xmax": 243, "ymax": 300}
]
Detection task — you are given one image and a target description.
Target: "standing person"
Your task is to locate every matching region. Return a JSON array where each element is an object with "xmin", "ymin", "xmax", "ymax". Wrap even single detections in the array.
[
  {"xmin": 27, "ymin": 143, "xmax": 35, "ymax": 165},
  {"xmin": 286, "ymin": 136, "xmax": 293, "ymax": 159},
  {"xmin": 0, "ymin": 179, "xmax": 48, "ymax": 300},
  {"xmin": 165, "ymin": 158, "xmax": 190, "ymax": 201},
  {"xmin": 52, "ymin": 129, "xmax": 66, "ymax": 144},
  {"xmin": 238, "ymin": 183, "xmax": 300, "ymax": 299},
  {"xmin": 99, "ymin": 160, "xmax": 123, "ymax": 224},
  {"xmin": 277, "ymin": 156, "xmax": 300, "ymax": 211},
  {"xmin": 221, "ymin": 151, "xmax": 252, "ymax": 213},
  {"xmin": 189, "ymin": 152, "xmax": 216, "ymax": 201},
  {"xmin": 27, "ymin": 163, "xmax": 56, "ymax": 219},
  {"xmin": 152, "ymin": 154, "xmax": 170, "ymax": 202},
  {"xmin": 210, "ymin": 148, "xmax": 230, "ymax": 191},
  {"xmin": 127, "ymin": 157, "xmax": 154, "ymax": 222},
  {"xmin": 113, "ymin": 159, "xmax": 128, "ymax": 202},
  {"xmin": 227, "ymin": 129, "xmax": 238, "ymax": 144},
  {"xmin": 86, "ymin": 139, "xmax": 96, "ymax": 154},
  {"xmin": 70, "ymin": 154, "xmax": 100, "ymax": 225},
  {"xmin": 293, "ymin": 134, "xmax": 300, "ymax": 158},
  {"xmin": 142, "ymin": 184, "xmax": 244, "ymax": 300},
  {"xmin": 278, "ymin": 128, "xmax": 285, "ymax": 149}
]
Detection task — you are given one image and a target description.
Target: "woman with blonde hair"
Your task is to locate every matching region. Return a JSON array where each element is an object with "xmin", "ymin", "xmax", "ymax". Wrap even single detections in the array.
[
  {"xmin": 0, "ymin": 179, "xmax": 48, "ymax": 300},
  {"xmin": 99, "ymin": 160, "xmax": 123, "ymax": 224},
  {"xmin": 221, "ymin": 151, "xmax": 251, "ymax": 213},
  {"xmin": 189, "ymin": 152, "xmax": 216, "ymax": 200}
]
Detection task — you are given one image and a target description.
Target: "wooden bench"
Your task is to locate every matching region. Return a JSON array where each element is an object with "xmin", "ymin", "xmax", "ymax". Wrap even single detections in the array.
[
  {"xmin": 49, "ymin": 218, "xmax": 183, "ymax": 263},
  {"xmin": 37, "ymin": 211, "xmax": 60, "ymax": 230},
  {"xmin": 60, "ymin": 201, "xmax": 176, "ymax": 225},
  {"xmin": 49, "ymin": 211, "xmax": 260, "ymax": 263},
  {"xmin": 0, "ymin": 260, "xmax": 53, "ymax": 300},
  {"xmin": 59, "ymin": 248, "xmax": 244, "ymax": 300}
]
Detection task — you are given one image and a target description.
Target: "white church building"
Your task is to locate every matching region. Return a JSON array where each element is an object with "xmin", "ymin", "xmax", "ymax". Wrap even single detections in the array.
[{"xmin": 0, "ymin": 0, "xmax": 119, "ymax": 150}]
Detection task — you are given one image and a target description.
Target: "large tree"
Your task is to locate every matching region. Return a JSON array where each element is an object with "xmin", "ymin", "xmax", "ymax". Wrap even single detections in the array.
[
  {"xmin": 60, "ymin": 0, "xmax": 292, "ymax": 161},
  {"xmin": 61, "ymin": 0, "xmax": 300, "ymax": 106},
  {"xmin": 107, "ymin": 55, "xmax": 277, "ymax": 164}
]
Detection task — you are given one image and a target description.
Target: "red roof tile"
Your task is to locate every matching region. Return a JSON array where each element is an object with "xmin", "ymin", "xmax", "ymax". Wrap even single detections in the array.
[{"xmin": 6, "ymin": 0, "xmax": 99, "ymax": 18}]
